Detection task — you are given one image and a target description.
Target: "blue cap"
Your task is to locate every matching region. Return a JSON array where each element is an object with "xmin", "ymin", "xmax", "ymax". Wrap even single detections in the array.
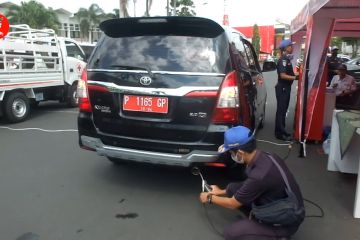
[
  {"xmin": 218, "ymin": 126, "xmax": 253, "ymax": 153},
  {"xmin": 279, "ymin": 39, "xmax": 295, "ymax": 49}
]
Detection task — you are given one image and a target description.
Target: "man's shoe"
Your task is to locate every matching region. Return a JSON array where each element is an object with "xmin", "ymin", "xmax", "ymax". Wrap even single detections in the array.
[
  {"xmin": 283, "ymin": 131, "xmax": 292, "ymax": 137},
  {"xmin": 275, "ymin": 134, "xmax": 292, "ymax": 141}
]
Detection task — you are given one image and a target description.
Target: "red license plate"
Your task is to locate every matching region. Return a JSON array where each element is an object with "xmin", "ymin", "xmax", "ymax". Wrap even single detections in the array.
[{"xmin": 123, "ymin": 95, "xmax": 169, "ymax": 114}]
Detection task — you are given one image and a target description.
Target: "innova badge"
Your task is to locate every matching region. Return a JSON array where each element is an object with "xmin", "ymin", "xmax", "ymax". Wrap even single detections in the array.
[{"xmin": 139, "ymin": 76, "xmax": 152, "ymax": 86}]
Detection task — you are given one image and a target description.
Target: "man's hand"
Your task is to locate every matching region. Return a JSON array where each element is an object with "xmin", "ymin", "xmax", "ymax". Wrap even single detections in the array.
[
  {"xmin": 294, "ymin": 72, "xmax": 299, "ymax": 80},
  {"xmin": 199, "ymin": 192, "xmax": 210, "ymax": 204},
  {"xmin": 210, "ymin": 185, "xmax": 226, "ymax": 196}
]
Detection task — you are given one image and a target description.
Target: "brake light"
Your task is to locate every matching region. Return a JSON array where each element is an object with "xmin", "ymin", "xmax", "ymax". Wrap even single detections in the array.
[
  {"xmin": 212, "ymin": 71, "xmax": 240, "ymax": 124},
  {"xmin": 78, "ymin": 69, "xmax": 92, "ymax": 112}
]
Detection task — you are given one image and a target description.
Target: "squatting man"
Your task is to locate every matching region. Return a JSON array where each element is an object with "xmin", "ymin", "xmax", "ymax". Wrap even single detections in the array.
[{"xmin": 199, "ymin": 126, "xmax": 305, "ymax": 240}]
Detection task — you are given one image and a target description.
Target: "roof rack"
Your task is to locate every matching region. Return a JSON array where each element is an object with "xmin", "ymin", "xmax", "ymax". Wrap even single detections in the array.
[{"xmin": 6, "ymin": 24, "xmax": 56, "ymax": 40}]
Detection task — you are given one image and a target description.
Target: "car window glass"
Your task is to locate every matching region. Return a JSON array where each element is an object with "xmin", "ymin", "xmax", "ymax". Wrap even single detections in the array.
[
  {"xmin": 243, "ymin": 41, "xmax": 256, "ymax": 70},
  {"xmin": 230, "ymin": 32, "xmax": 249, "ymax": 69},
  {"xmin": 65, "ymin": 41, "xmax": 85, "ymax": 60},
  {"xmin": 80, "ymin": 45, "xmax": 95, "ymax": 59},
  {"xmin": 89, "ymin": 34, "xmax": 229, "ymax": 73}
]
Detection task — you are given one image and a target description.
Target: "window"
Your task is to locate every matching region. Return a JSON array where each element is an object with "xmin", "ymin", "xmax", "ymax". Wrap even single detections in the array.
[
  {"xmin": 70, "ymin": 31, "xmax": 80, "ymax": 39},
  {"xmin": 89, "ymin": 34, "xmax": 229, "ymax": 73},
  {"xmin": 230, "ymin": 32, "xmax": 249, "ymax": 69},
  {"xmin": 243, "ymin": 41, "xmax": 256, "ymax": 69},
  {"xmin": 65, "ymin": 41, "xmax": 85, "ymax": 61}
]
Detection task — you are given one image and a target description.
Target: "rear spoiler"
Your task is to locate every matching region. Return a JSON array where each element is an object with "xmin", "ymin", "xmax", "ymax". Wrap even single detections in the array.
[{"xmin": 100, "ymin": 17, "xmax": 225, "ymax": 38}]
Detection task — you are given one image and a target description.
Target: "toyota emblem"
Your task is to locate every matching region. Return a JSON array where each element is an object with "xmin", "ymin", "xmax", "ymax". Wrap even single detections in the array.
[{"xmin": 139, "ymin": 76, "xmax": 152, "ymax": 86}]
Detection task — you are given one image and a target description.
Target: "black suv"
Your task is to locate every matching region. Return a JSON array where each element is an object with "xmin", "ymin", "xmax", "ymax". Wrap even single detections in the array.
[{"xmin": 77, "ymin": 17, "xmax": 267, "ymax": 168}]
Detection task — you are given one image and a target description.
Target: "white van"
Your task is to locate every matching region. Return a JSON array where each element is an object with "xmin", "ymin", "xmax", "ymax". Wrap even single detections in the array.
[{"xmin": 0, "ymin": 24, "xmax": 86, "ymax": 122}]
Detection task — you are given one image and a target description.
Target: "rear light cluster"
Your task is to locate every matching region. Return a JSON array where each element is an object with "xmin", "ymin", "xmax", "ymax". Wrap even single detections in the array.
[
  {"xmin": 77, "ymin": 69, "xmax": 92, "ymax": 112},
  {"xmin": 212, "ymin": 71, "xmax": 240, "ymax": 124}
]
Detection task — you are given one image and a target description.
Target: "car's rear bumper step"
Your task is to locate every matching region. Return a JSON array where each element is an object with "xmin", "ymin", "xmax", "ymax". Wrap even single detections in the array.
[{"xmin": 80, "ymin": 136, "xmax": 219, "ymax": 167}]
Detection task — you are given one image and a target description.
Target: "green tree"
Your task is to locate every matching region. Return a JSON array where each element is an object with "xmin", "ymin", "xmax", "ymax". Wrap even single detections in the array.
[
  {"xmin": 252, "ymin": 24, "xmax": 261, "ymax": 57},
  {"xmin": 7, "ymin": 0, "xmax": 60, "ymax": 31},
  {"xmin": 113, "ymin": 8, "xmax": 120, "ymax": 18},
  {"xmin": 170, "ymin": 0, "xmax": 196, "ymax": 16},
  {"xmin": 330, "ymin": 37, "xmax": 342, "ymax": 51},
  {"xmin": 342, "ymin": 37, "xmax": 360, "ymax": 58},
  {"xmin": 76, "ymin": 4, "xmax": 104, "ymax": 42}
]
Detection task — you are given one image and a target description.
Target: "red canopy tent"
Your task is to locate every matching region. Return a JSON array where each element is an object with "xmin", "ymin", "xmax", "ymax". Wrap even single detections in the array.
[{"xmin": 290, "ymin": 0, "xmax": 360, "ymax": 156}]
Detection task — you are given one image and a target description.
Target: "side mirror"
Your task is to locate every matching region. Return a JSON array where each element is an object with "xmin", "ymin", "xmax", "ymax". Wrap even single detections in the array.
[{"xmin": 262, "ymin": 61, "xmax": 277, "ymax": 72}]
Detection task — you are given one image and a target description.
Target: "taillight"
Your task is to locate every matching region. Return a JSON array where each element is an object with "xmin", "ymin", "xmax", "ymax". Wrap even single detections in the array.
[
  {"xmin": 78, "ymin": 69, "xmax": 92, "ymax": 112},
  {"xmin": 212, "ymin": 71, "xmax": 240, "ymax": 124}
]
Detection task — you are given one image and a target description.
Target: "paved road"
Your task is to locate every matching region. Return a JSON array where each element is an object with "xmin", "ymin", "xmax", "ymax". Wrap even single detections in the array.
[{"xmin": 1, "ymin": 71, "xmax": 359, "ymax": 240}]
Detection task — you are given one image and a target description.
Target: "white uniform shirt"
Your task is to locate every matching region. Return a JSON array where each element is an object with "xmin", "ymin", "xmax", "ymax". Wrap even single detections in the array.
[{"xmin": 330, "ymin": 74, "xmax": 357, "ymax": 96}]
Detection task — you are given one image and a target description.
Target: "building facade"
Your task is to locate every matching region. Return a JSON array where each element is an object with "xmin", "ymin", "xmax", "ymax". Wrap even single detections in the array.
[{"xmin": 0, "ymin": 2, "xmax": 101, "ymax": 43}]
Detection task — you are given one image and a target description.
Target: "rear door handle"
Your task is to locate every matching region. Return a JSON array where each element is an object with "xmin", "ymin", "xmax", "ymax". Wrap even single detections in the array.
[{"xmin": 70, "ymin": 68, "xmax": 74, "ymax": 72}]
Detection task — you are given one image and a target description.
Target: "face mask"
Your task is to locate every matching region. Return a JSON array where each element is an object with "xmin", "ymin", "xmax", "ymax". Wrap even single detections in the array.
[
  {"xmin": 231, "ymin": 152, "xmax": 237, "ymax": 161},
  {"xmin": 231, "ymin": 151, "xmax": 245, "ymax": 164}
]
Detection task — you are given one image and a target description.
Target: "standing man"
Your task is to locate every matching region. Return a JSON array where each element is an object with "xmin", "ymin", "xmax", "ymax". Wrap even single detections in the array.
[
  {"xmin": 199, "ymin": 126, "xmax": 305, "ymax": 240},
  {"xmin": 327, "ymin": 46, "xmax": 341, "ymax": 86},
  {"xmin": 275, "ymin": 39, "xmax": 299, "ymax": 141}
]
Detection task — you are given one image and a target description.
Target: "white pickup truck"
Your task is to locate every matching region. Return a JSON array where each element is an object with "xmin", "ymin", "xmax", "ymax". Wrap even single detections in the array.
[{"xmin": 0, "ymin": 24, "xmax": 87, "ymax": 123}]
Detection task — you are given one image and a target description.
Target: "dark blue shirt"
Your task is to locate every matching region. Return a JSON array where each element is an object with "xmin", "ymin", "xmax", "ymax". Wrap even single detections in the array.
[
  {"xmin": 327, "ymin": 56, "xmax": 341, "ymax": 81},
  {"xmin": 277, "ymin": 54, "xmax": 295, "ymax": 86},
  {"xmin": 234, "ymin": 151, "xmax": 304, "ymax": 209}
]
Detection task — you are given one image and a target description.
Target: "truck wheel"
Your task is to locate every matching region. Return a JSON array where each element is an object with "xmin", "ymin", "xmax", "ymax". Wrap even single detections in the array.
[
  {"xmin": 4, "ymin": 92, "xmax": 30, "ymax": 123},
  {"xmin": 67, "ymin": 83, "xmax": 78, "ymax": 108}
]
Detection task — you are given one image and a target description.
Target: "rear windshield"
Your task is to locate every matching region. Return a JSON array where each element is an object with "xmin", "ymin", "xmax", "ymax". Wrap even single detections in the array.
[{"xmin": 88, "ymin": 34, "xmax": 229, "ymax": 73}]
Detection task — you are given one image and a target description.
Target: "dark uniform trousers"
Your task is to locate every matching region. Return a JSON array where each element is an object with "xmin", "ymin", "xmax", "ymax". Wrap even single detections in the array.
[
  {"xmin": 275, "ymin": 83, "xmax": 292, "ymax": 136},
  {"xmin": 223, "ymin": 182, "xmax": 299, "ymax": 240}
]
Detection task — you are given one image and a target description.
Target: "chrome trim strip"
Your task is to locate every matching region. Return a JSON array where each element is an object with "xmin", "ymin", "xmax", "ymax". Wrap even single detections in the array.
[
  {"xmin": 87, "ymin": 69, "xmax": 226, "ymax": 77},
  {"xmin": 103, "ymin": 145, "xmax": 182, "ymax": 158},
  {"xmin": 87, "ymin": 80, "xmax": 219, "ymax": 96}
]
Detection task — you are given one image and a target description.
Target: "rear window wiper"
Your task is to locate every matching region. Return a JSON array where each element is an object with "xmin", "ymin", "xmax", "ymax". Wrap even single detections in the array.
[{"xmin": 109, "ymin": 65, "xmax": 154, "ymax": 78}]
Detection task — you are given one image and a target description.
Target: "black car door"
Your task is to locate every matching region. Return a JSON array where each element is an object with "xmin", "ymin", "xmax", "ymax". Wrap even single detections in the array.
[{"xmin": 241, "ymin": 38, "xmax": 266, "ymax": 129}]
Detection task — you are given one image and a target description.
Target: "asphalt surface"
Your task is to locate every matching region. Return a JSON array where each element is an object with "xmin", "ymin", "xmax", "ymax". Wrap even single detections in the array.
[{"xmin": 1, "ymin": 70, "xmax": 359, "ymax": 240}]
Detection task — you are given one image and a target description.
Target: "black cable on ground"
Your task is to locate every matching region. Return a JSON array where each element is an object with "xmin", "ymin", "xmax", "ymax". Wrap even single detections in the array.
[
  {"xmin": 303, "ymin": 198, "xmax": 325, "ymax": 218},
  {"xmin": 255, "ymin": 139, "xmax": 293, "ymax": 160},
  {"xmin": 203, "ymin": 204, "xmax": 224, "ymax": 237}
]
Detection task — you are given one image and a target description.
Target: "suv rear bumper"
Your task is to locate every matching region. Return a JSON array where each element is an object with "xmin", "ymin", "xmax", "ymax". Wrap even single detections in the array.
[{"xmin": 80, "ymin": 135, "xmax": 219, "ymax": 167}]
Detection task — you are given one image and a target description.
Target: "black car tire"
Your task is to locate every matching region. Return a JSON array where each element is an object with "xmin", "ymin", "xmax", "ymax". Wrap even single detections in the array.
[
  {"xmin": 258, "ymin": 111, "xmax": 265, "ymax": 129},
  {"xmin": 67, "ymin": 83, "xmax": 79, "ymax": 108},
  {"xmin": 4, "ymin": 92, "xmax": 30, "ymax": 123}
]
